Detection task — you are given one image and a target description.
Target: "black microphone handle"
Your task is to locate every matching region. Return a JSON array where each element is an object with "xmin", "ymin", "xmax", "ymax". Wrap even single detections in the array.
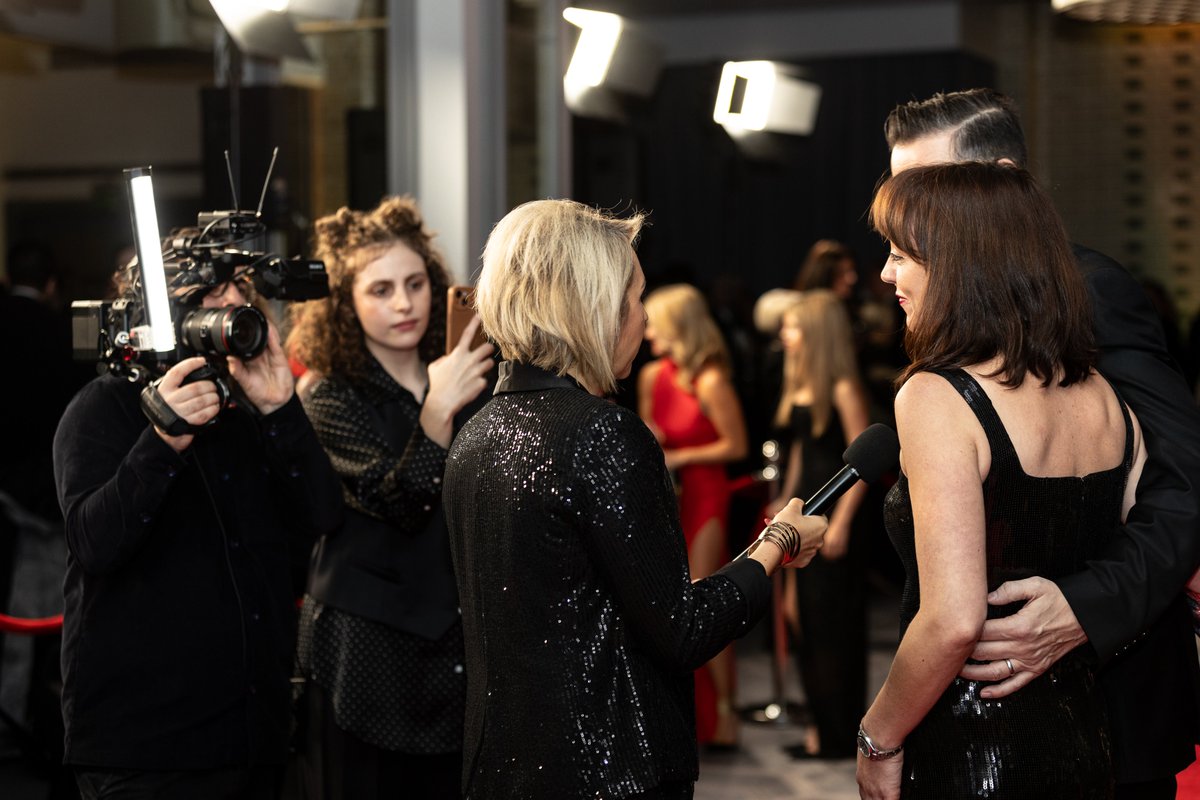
[
  {"xmin": 801, "ymin": 464, "xmax": 863, "ymax": 518},
  {"xmin": 733, "ymin": 464, "xmax": 862, "ymax": 562}
]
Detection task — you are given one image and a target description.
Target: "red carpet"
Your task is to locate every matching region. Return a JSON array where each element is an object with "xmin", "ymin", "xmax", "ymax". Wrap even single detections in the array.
[{"xmin": 1177, "ymin": 747, "xmax": 1200, "ymax": 798}]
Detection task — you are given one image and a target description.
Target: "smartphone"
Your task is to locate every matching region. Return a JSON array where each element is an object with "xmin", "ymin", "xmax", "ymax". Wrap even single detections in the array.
[{"xmin": 446, "ymin": 285, "xmax": 488, "ymax": 354}]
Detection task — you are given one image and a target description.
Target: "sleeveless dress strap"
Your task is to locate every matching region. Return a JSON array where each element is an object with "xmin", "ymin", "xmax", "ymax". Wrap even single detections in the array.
[
  {"xmin": 1096, "ymin": 371, "xmax": 1137, "ymax": 492},
  {"xmin": 932, "ymin": 368, "xmax": 1136, "ymax": 488},
  {"xmin": 929, "ymin": 368, "xmax": 1021, "ymax": 477}
]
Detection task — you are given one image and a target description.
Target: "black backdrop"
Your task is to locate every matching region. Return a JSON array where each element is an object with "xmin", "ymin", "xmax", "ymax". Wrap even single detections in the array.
[{"xmin": 573, "ymin": 49, "xmax": 995, "ymax": 297}]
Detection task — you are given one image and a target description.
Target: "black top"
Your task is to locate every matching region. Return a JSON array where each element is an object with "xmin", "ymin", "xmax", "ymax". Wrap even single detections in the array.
[
  {"xmin": 885, "ymin": 368, "xmax": 1130, "ymax": 798},
  {"xmin": 444, "ymin": 362, "xmax": 771, "ymax": 799},
  {"xmin": 52, "ymin": 374, "xmax": 343, "ymax": 769},
  {"xmin": 789, "ymin": 405, "xmax": 845, "ymax": 499}
]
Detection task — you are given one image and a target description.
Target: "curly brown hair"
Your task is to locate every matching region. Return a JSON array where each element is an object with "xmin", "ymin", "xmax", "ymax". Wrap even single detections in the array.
[{"xmin": 287, "ymin": 195, "xmax": 451, "ymax": 382}]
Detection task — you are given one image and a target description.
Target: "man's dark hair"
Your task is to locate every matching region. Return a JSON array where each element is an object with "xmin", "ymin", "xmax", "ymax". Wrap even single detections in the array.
[{"xmin": 884, "ymin": 88, "xmax": 1028, "ymax": 167}]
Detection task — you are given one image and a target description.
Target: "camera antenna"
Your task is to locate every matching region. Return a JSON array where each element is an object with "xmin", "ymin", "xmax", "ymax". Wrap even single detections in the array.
[
  {"xmin": 255, "ymin": 146, "xmax": 279, "ymax": 218},
  {"xmin": 223, "ymin": 149, "xmax": 240, "ymax": 211}
]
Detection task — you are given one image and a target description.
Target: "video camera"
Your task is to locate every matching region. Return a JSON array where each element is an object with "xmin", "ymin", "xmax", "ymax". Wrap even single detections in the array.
[{"xmin": 72, "ymin": 161, "xmax": 328, "ymax": 387}]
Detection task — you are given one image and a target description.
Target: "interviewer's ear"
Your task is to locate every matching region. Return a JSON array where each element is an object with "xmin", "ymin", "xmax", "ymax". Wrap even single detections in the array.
[{"xmin": 996, "ymin": 157, "xmax": 1017, "ymax": 168}]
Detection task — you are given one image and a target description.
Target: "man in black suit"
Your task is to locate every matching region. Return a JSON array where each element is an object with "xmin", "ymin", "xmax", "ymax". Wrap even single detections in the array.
[{"xmin": 881, "ymin": 88, "xmax": 1200, "ymax": 799}]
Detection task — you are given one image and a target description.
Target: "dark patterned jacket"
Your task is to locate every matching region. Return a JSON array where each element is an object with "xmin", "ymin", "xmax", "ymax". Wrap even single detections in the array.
[{"xmin": 304, "ymin": 359, "xmax": 464, "ymax": 639}]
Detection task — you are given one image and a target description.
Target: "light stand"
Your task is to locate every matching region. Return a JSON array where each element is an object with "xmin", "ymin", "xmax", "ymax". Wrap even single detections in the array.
[{"xmin": 743, "ymin": 439, "xmax": 806, "ymax": 726}]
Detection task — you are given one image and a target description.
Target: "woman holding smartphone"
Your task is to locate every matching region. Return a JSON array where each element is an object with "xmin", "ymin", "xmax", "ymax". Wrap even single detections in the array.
[{"xmin": 285, "ymin": 195, "xmax": 493, "ymax": 799}]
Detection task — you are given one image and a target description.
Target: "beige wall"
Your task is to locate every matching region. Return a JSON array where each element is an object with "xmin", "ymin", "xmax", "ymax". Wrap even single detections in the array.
[{"xmin": 978, "ymin": 4, "xmax": 1200, "ymax": 325}]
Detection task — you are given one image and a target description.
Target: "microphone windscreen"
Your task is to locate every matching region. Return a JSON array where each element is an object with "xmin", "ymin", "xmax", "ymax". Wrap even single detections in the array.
[{"xmin": 842, "ymin": 423, "xmax": 900, "ymax": 484}]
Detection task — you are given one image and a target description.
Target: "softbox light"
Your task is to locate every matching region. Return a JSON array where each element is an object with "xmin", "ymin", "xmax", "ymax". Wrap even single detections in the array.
[{"xmin": 713, "ymin": 61, "xmax": 820, "ymax": 137}]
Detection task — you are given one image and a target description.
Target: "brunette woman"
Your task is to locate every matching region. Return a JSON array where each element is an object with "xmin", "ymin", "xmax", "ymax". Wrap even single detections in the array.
[{"xmin": 857, "ymin": 163, "xmax": 1145, "ymax": 799}]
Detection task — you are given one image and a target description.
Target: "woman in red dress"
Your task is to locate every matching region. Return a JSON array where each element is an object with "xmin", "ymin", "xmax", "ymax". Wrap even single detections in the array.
[{"xmin": 638, "ymin": 283, "xmax": 749, "ymax": 749}]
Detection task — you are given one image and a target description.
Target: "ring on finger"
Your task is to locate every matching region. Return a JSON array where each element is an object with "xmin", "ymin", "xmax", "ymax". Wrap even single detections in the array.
[{"xmin": 1005, "ymin": 658, "xmax": 1015, "ymax": 676}]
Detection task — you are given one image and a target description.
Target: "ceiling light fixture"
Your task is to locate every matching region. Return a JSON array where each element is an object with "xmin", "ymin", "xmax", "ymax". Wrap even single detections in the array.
[{"xmin": 1052, "ymin": 0, "xmax": 1200, "ymax": 24}]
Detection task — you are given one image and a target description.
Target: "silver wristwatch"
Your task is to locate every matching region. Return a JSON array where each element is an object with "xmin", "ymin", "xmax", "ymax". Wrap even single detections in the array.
[{"xmin": 857, "ymin": 725, "xmax": 903, "ymax": 761}]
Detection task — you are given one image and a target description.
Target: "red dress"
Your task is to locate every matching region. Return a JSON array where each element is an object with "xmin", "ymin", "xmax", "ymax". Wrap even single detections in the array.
[{"xmin": 648, "ymin": 358, "xmax": 732, "ymax": 741}]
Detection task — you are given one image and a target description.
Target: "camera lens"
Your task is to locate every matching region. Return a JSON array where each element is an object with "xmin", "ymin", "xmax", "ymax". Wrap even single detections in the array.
[{"xmin": 178, "ymin": 305, "xmax": 268, "ymax": 359}]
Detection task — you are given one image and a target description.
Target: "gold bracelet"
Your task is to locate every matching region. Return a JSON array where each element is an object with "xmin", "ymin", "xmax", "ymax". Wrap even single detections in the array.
[
  {"xmin": 768, "ymin": 520, "xmax": 801, "ymax": 561},
  {"xmin": 748, "ymin": 520, "xmax": 801, "ymax": 563}
]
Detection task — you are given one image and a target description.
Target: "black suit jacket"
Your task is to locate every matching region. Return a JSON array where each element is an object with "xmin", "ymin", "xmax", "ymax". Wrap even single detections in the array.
[{"xmin": 1057, "ymin": 245, "xmax": 1200, "ymax": 783}]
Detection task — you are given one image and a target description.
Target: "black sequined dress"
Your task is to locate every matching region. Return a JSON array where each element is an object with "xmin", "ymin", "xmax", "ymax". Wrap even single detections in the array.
[{"xmin": 884, "ymin": 369, "xmax": 1129, "ymax": 799}]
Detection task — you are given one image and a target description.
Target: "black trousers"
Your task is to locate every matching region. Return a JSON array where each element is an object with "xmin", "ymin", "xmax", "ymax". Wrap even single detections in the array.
[{"xmin": 74, "ymin": 766, "xmax": 280, "ymax": 800}]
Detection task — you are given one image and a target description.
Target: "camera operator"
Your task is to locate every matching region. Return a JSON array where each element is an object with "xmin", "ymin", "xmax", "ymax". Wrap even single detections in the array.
[{"xmin": 52, "ymin": 268, "xmax": 343, "ymax": 799}]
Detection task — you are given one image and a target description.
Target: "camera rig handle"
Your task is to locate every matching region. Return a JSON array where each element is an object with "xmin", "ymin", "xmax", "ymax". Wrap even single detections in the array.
[{"xmin": 139, "ymin": 364, "xmax": 230, "ymax": 437}]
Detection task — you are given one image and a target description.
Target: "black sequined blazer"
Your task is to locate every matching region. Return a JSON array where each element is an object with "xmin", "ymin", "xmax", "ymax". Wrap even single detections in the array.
[{"xmin": 444, "ymin": 362, "xmax": 771, "ymax": 799}]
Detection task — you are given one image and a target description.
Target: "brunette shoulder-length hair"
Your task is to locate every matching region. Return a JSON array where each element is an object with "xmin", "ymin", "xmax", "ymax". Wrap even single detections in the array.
[
  {"xmin": 869, "ymin": 162, "xmax": 1094, "ymax": 389},
  {"xmin": 288, "ymin": 195, "xmax": 451, "ymax": 382}
]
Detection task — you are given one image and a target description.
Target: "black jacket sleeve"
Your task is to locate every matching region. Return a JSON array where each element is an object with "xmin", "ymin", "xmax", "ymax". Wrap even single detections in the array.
[
  {"xmin": 302, "ymin": 376, "xmax": 445, "ymax": 534},
  {"xmin": 53, "ymin": 377, "xmax": 189, "ymax": 575},
  {"xmin": 1057, "ymin": 246, "xmax": 1200, "ymax": 662},
  {"xmin": 572, "ymin": 403, "xmax": 771, "ymax": 671},
  {"xmin": 54, "ymin": 379, "xmax": 342, "ymax": 575},
  {"xmin": 256, "ymin": 392, "xmax": 344, "ymax": 545}
]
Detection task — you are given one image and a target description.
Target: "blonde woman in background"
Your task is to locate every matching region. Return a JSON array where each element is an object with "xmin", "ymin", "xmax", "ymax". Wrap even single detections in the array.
[
  {"xmin": 771, "ymin": 289, "xmax": 871, "ymax": 760},
  {"xmin": 638, "ymin": 284, "xmax": 748, "ymax": 750}
]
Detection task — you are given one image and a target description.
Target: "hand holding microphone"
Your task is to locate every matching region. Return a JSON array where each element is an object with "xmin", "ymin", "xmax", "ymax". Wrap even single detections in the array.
[
  {"xmin": 738, "ymin": 423, "xmax": 900, "ymax": 568},
  {"xmin": 753, "ymin": 498, "xmax": 826, "ymax": 569}
]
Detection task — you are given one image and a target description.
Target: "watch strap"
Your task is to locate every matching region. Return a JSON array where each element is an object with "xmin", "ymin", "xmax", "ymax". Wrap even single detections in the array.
[{"xmin": 857, "ymin": 725, "xmax": 903, "ymax": 761}]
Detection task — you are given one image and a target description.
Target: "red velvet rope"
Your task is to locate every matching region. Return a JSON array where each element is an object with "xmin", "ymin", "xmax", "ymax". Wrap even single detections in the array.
[
  {"xmin": 0, "ymin": 599, "xmax": 306, "ymax": 634},
  {"xmin": 0, "ymin": 613, "xmax": 63, "ymax": 635}
]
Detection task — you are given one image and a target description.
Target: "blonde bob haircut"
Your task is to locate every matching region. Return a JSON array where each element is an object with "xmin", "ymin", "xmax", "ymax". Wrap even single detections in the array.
[
  {"xmin": 477, "ymin": 199, "xmax": 645, "ymax": 395},
  {"xmin": 643, "ymin": 283, "xmax": 731, "ymax": 384}
]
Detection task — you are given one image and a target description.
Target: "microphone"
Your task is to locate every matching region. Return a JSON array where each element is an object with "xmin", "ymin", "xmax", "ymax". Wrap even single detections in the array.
[
  {"xmin": 802, "ymin": 422, "xmax": 900, "ymax": 518},
  {"xmin": 735, "ymin": 423, "xmax": 900, "ymax": 561}
]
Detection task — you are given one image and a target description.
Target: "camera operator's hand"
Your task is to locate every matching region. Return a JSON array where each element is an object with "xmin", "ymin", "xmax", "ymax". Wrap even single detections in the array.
[
  {"xmin": 154, "ymin": 356, "xmax": 222, "ymax": 452},
  {"xmin": 420, "ymin": 315, "xmax": 494, "ymax": 449},
  {"xmin": 228, "ymin": 324, "xmax": 295, "ymax": 416}
]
